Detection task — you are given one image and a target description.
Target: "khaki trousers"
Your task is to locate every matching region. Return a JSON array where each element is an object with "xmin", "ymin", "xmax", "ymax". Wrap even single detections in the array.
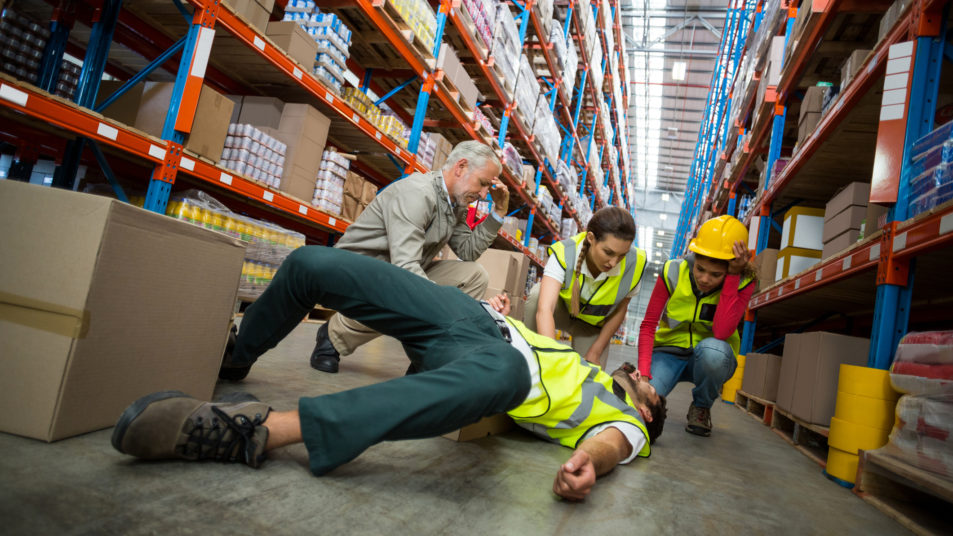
[
  {"xmin": 522, "ymin": 283, "xmax": 609, "ymax": 368},
  {"xmin": 328, "ymin": 259, "xmax": 490, "ymax": 355}
]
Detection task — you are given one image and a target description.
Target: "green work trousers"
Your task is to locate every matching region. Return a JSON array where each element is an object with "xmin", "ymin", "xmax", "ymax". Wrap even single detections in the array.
[{"xmin": 232, "ymin": 246, "xmax": 531, "ymax": 475}]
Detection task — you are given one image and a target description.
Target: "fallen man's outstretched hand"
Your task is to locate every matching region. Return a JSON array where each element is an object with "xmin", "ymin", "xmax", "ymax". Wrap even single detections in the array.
[
  {"xmin": 486, "ymin": 292, "xmax": 511, "ymax": 316},
  {"xmin": 553, "ymin": 449, "xmax": 596, "ymax": 500}
]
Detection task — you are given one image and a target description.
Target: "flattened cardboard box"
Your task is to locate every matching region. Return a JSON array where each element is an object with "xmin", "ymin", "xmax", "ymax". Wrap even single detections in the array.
[{"xmin": 0, "ymin": 181, "xmax": 246, "ymax": 441}]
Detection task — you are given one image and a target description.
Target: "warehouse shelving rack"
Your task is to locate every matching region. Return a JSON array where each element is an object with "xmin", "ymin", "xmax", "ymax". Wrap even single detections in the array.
[
  {"xmin": 675, "ymin": 0, "xmax": 953, "ymax": 371},
  {"xmin": 0, "ymin": 0, "xmax": 634, "ymax": 268}
]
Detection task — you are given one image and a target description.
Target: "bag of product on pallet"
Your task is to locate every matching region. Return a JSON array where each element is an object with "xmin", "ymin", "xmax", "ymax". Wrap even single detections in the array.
[{"xmin": 878, "ymin": 392, "xmax": 953, "ymax": 480}]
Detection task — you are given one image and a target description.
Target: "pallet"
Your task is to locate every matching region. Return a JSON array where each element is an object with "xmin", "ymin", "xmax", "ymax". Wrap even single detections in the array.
[
  {"xmin": 771, "ymin": 406, "xmax": 830, "ymax": 469},
  {"xmin": 855, "ymin": 449, "xmax": 953, "ymax": 536},
  {"xmin": 733, "ymin": 390, "xmax": 776, "ymax": 426}
]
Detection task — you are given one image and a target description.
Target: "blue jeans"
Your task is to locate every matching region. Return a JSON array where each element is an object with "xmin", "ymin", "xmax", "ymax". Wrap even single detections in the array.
[{"xmin": 648, "ymin": 338, "xmax": 737, "ymax": 409}]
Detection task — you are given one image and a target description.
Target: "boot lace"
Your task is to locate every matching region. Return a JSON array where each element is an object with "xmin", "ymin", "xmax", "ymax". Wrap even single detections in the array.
[{"xmin": 183, "ymin": 406, "xmax": 266, "ymax": 464}]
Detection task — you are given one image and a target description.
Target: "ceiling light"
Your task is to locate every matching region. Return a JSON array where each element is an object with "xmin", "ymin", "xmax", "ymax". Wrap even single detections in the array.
[
  {"xmin": 661, "ymin": 193, "xmax": 670, "ymax": 201},
  {"xmin": 657, "ymin": 230, "xmax": 665, "ymax": 236},
  {"xmin": 659, "ymin": 213, "xmax": 667, "ymax": 220},
  {"xmin": 672, "ymin": 61, "xmax": 687, "ymax": 81},
  {"xmin": 656, "ymin": 242, "xmax": 663, "ymax": 247}
]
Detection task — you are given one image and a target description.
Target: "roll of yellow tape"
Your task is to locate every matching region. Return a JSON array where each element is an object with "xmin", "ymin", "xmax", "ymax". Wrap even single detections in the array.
[
  {"xmin": 838, "ymin": 364, "xmax": 899, "ymax": 401},
  {"xmin": 834, "ymin": 391, "xmax": 897, "ymax": 430},
  {"xmin": 722, "ymin": 379, "xmax": 742, "ymax": 402},
  {"xmin": 736, "ymin": 354, "xmax": 746, "ymax": 368},
  {"xmin": 826, "ymin": 446, "xmax": 859, "ymax": 484},
  {"xmin": 828, "ymin": 417, "xmax": 890, "ymax": 454},
  {"xmin": 727, "ymin": 366, "xmax": 744, "ymax": 383}
]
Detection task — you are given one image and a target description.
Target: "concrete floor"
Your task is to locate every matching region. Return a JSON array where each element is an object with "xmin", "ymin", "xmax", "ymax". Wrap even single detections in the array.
[{"xmin": 1, "ymin": 320, "xmax": 909, "ymax": 535}]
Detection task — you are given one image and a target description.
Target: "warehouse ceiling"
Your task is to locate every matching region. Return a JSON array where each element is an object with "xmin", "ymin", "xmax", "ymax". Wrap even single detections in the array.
[{"xmin": 622, "ymin": 0, "xmax": 725, "ymax": 280}]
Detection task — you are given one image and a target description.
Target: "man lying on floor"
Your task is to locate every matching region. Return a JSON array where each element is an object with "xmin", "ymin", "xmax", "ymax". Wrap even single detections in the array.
[{"xmin": 111, "ymin": 246, "xmax": 667, "ymax": 500}]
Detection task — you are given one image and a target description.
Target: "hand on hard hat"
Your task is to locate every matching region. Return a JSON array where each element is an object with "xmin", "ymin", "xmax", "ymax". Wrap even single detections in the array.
[
  {"xmin": 727, "ymin": 241, "xmax": 749, "ymax": 275},
  {"xmin": 688, "ymin": 215, "xmax": 749, "ymax": 260}
]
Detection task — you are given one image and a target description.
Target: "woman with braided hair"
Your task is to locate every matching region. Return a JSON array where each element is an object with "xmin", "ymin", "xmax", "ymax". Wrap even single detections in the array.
[{"xmin": 522, "ymin": 207, "xmax": 648, "ymax": 369}]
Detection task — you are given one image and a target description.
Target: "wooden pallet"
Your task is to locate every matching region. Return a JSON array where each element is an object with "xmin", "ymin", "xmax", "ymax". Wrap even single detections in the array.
[
  {"xmin": 771, "ymin": 406, "xmax": 830, "ymax": 469},
  {"xmin": 854, "ymin": 449, "xmax": 953, "ymax": 536},
  {"xmin": 734, "ymin": 390, "xmax": 776, "ymax": 426}
]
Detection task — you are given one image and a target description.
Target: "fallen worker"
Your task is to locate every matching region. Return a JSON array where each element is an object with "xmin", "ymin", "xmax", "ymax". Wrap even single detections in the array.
[{"xmin": 112, "ymin": 246, "xmax": 667, "ymax": 500}]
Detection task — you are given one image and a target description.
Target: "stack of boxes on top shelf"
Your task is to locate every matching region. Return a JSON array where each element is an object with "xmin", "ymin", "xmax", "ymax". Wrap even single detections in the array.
[
  {"xmin": 436, "ymin": 44, "xmax": 479, "ymax": 112},
  {"xmin": 908, "ymin": 120, "xmax": 953, "ymax": 218},
  {"xmin": 312, "ymin": 149, "xmax": 349, "ymax": 215},
  {"xmin": 822, "ymin": 182, "xmax": 869, "ymax": 259},
  {"xmin": 0, "ymin": 8, "xmax": 81, "ymax": 100},
  {"xmin": 280, "ymin": 1, "xmax": 352, "ymax": 94}
]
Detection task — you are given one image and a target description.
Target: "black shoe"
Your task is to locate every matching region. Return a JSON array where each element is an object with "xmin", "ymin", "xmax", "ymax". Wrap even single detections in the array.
[
  {"xmin": 310, "ymin": 322, "xmax": 340, "ymax": 373},
  {"xmin": 219, "ymin": 324, "xmax": 252, "ymax": 381}
]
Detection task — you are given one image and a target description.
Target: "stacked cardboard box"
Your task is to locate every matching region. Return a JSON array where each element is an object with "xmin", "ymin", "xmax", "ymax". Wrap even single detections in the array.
[
  {"xmin": 777, "ymin": 332, "xmax": 870, "ymax": 426},
  {"xmin": 752, "ymin": 248, "xmax": 779, "ymax": 289},
  {"xmin": 230, "ymin": 0, "xmax": 274, "ymax": 32},
  {"xmin": 840, "ymin": 49, "xmax": 871, "ymax": 89},
  {"xmin": 269, "ymin": 103, "xmax": 331, "ymax": 202},
  {"xmin": 436, "ymin": 44, "xmax": 479, "ymax": 110},
  {"xmin": 0, "ymin": 181, "xmax": 246, "ymax": 441},
  {"xmin": 265, "ymin": 21, "xmax": 319, "ymax": 67},
  {"xmin": 822, "ymin": 182, "xmax": 869, "ymax": 258},
  {"xmin": 777, "ymin": 206, "xmax": 824, "ymax": 280},
  {"xmin": 429, "ymin": 133, "xmax": 453, "ymax": 170},
  {"xmin": 741, "ymin": 353, "xmax": 782, "ymax": 401},
  {"xmin": 798, "ymin": 85, "xmax": 831, "ymax": 147},
  {"xmin": 476, "ymin": 248, "xmax": 532, "ymax": 320},
  {"xmin": 98, "ymin": 81, "xmax": 234, "ymax": 162}
]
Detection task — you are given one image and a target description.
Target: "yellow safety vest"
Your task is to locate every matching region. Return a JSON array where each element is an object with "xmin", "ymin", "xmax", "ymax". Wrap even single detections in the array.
[
  {"xmin": 653, "ymin": 257, "xmax": 754, "ymax": 356},
  {"xmin": 548, "ymin": 233, "xmax": 647, "ymax": 327},
  {"xmin": 505, "ymin": 318, "xmax": 651, "ymax": 456}
]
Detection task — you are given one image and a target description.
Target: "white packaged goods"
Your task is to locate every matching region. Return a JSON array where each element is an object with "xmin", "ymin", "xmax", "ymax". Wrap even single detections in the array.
[
  {"xmin": 280, "ymin": 5, "xmax": 352, "ymax": 94},
  {"xmin": 221, "ymin": 123, "xmax": 287, "ymax": 188},
  {"xmin": 563, "ymin": 35, "xmax": 578, "ymax": 96},
  {"xmin": 312, "ymin": 148, "xmax": 350, "ymax": 214},
  {"xmin": 503, "ymin": 142, "xmax": 523, "ymax": 176},
  {"xmin": 515, "ymin": 55, "xmax": 540, "ymax": 129}
]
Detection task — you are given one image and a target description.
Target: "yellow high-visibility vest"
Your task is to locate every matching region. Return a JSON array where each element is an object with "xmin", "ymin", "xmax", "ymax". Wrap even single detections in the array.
[
  {"xmin": 548, "ymin": 233, "xmax": 647, "ymax": 326},
  {"xmin": 505, "ymin": 318, "xmax": 651, "ymax": 456},
  {"xmin": 653, "ymin": 257, "xmax": 754, "ymax": 355}
]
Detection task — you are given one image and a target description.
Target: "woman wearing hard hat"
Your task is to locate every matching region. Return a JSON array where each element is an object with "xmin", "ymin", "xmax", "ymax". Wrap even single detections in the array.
[
  {"xmin": 522, "ymin": 206, "xmax": 648, "ymax": 369},
  {"xmin": 637, "ymin": 215, "xmax": 756, "ymax": 437}
]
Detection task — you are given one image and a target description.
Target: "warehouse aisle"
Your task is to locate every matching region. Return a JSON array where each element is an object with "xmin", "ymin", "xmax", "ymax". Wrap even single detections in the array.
[{"xmin": 1, "ymin": 320, "xmax": 908, "ymax": 535}]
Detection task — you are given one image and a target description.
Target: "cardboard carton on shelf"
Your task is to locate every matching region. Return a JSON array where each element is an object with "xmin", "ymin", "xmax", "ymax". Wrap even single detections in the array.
[
  {"xmin": 822, "ymin": 229, "xmax": 862, "ymax": 259},
  {"xmin": 265, "ymin": 21, "xmax": 319, "ymax": 68},
  {"xmin": 0, "ymin": 181, "xmax": 246, "ymax": 441},
  {"xmin": 97, "ymin": 81, "xmax": 235, "ymax": 162},
  {"xmin": 273, "ymin": 103, "xmax": 331, "ymax": 202},
  {"xmin": 752, "ymin": 248, "xmax": 779, "ymax": 289},
  {"xmin": 231, "ymin": 95, "xmax": 285, "ymax": 129},
  {"xmin": 229, "ymin": 0, "xmax": 272, "ymax": 32},
  {"xmin": 841, "ymin": 49, "xmax": 872, "ymax": 89},
  {"xmin": 776, "ymin": 246, "xmax": 822, "ymax": 281},
  {"xmin": 781, "ymin": 206, "xmax": 825, "ymax": 250},
  {"xmin": 786, "ymin": 332, "xmax": 870, "ymax": 426},
  {"xmin": 741, "ymin": 353, "xmax": 783, "ymax": 401},
  {"xmin": 825, "ymin": 182, "xmax": 870, "ymax": 219}
]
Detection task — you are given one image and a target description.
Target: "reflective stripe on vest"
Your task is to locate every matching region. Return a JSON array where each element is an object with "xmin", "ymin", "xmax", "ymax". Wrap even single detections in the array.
[
  {"xmin": 654, "ymin": 257, "xmax": 753, "ymax": 355},
  {"xmin": 505, "ymin": 318, "xmax": 651, "ymax": 457},
  {"xmin": 547, "ymin": 233, "xmax": 647, "ymax": 326}
]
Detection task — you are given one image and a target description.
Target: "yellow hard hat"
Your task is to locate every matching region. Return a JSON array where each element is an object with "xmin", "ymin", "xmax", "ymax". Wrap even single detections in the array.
[{"xmin": 688, "ymin": 215, "xmax": 748, "ymax": 260}]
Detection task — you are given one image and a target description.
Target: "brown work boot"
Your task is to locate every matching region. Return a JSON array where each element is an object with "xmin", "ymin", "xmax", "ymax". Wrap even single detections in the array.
[
  {"xmin": 112, "ymin": 390, "xmax": 272, "ymax": 467},
  {"xmin": 685, "ymin": 404, "xmax": 712, "ymax": 437}
]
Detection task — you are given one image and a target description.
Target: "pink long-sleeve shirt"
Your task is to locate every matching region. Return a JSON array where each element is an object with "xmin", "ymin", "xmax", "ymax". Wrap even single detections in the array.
[{"xmin": 637, "ymin": 273, "xmax": 755, "ymax": 377}]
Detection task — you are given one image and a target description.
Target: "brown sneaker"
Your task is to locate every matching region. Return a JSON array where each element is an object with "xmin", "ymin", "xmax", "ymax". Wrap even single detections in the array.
[
  {"xmin": 111, "ymin": 390, "xmax": 272, "ymax": 467},
  {"xmin": 685, "ymin": 404, "xmax": 712, "ymax": 437}
]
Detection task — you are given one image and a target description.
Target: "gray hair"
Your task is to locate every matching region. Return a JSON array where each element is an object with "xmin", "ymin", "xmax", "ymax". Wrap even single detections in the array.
[{"xmin": 442, "ymin": 140, "xmax": 501, "ymax": 174}]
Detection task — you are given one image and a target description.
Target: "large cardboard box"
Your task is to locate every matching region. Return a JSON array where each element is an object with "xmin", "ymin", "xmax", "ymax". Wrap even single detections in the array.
[
  {"xmin": 777, "ymin": 335, "xmax": 800, "ymax": 413},
  {"xmin": 823, "ymin": 205, "xmax": 866, "ymax": 243},
  {"xmin": 235, "ymin": 95, "xmax": 285, "ymax": 129},
  {"xmin": 841, "ymin": 49, "xmax": 872, "ymax": 88},
  {"xmin": 797, "ymin": 112, "xmax": 822, "ymax": 146},
  {"xmin": 0, "ymin": 181, "xmax": 246, "ymax": 441},
  {"xmin": 800, "ymin": 86, "xmax": 828, "ymax": 123},
  {"xmin": 437, "ymin": 44, "xmax": 461, "ymax": 87},
  {"xmin": 863, "ymin": 202, "xmax": 890, "ymax": 237},
  {"xmin": 789, "ymin": 332, "xmax": 870, "ymax": 426},
  {"xmin": 475, "ymin": 248, "xmax": 531, "ymax": 297},
  {"xmin": 276, "ymin": 103, "xmax": 331, "ymax": 201},
  {"xmin": 822, "ymin": 229, "xmax": 862, "ymax": 258},
  {"xmin": 230, "ymin": 0, "xmax": 270, "ymax": 31},
  {"xmin": 266, "ymin": 21, "xmax": 318, "ymax": 67},
  {"xmin": 99, "ymin": 81, "xmax": 235, "ymax": 162},
  {"xmin": 741, "ymin": 353, "xmax": 782, "ymax": 401},
  {"xmin": 764, "ymin": 36, "xmax": 785, "ymax": 86},
  {"xmin": 825, "ymin": 182, "xmax": 870, "ymax": 220}
]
